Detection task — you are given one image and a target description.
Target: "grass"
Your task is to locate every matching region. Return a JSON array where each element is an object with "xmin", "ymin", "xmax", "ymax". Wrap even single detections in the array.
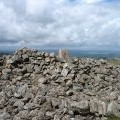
[
  {"xmin": 108, "ymin": 58, "xmax": 120, "ymax": 65},
  {"xmin": 108, "ymin": 115, "xmax": 120, "ymax": 120}
]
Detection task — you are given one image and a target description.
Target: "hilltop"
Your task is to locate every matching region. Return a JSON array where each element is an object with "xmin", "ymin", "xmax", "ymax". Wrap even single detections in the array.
[{"xmin": 0, "ymin": 48, "xmax": 120, "ymax": 120}]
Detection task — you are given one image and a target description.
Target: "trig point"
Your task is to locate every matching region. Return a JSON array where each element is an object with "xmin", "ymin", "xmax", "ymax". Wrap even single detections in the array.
[{"xmin": 58, "ymin": 49, "xmax": 68, "ymax": 61}]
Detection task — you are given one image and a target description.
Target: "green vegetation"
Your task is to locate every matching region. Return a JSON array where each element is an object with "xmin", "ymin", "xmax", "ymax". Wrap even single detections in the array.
[
  {"xmin": 108, "ymin": 115, "xmax": 120, "ymax": 120},
  {"xmin": 108, "ymin": 58, "xmax": 120, "ymax": 65}
]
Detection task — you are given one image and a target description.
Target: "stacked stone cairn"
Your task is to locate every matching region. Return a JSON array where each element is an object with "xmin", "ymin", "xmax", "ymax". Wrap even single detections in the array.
[{"xmin": 0, "ymin": 48, "xmax": 120, "ymax": 120}]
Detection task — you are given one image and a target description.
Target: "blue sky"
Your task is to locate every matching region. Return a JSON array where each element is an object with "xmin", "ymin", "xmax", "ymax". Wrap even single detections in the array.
[{"xmin": 0, "ymin": 0, "xmax": 120, "ymax": 50}]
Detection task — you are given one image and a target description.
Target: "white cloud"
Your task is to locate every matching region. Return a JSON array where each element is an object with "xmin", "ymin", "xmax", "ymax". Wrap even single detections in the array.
[
  {"xmin": 82, "ymin": 0, "xmax": 105, "ymax": 4},
  {"xmin": 0, "ymin": 0, "xmax": 120, "ymax": 50}
]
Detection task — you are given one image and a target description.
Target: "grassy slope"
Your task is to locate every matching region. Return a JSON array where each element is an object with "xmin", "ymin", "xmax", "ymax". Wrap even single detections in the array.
[
  {"xmin": 108, "ymin": 115, "xmax": 120, "ymax": 120},
  {"xmin": 108, "ymin": 58, "xmax": 120, "ymax": 65}
]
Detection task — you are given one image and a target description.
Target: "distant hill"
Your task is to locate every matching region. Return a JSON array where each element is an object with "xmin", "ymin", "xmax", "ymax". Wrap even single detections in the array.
[
  {"xmin": 0, "ymin": 52, "xmax": 13, "ymax": 57},
  {"xmin": 0, "ymin": 49, "xmax": 120, "ymax": 59}
]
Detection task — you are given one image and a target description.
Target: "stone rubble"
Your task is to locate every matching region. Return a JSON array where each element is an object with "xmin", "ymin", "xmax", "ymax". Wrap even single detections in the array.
[{"xmin": 0, "ymin": 48, "xmax": 120, "ymax": 120}]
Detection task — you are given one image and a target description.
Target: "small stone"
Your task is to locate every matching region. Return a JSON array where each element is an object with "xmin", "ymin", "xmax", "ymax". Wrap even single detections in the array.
[
  {"xmin": 73, "ymin": 85, "xmax": 83, "ymax": 92},
  {"xmin": 0, "ymin": 112, "xmax": 10, "ymax": 120},
  {"xmin": 32, "ymin": 117, "xmax": 38, "ymax": 120},
  {"xmin": 66, "ymin": 90, "xmax": 74, "ymax": 96},
  {"xmin": 34, "ymin": 96, "xmax": 46, "ymax": 105},
  {"xmin": 17, "ymin": 110, "xmax": 29, "ymax": 119},
  {"xmin": 6, "ymin": 59, "xmax": 14, "ymax": 64},
  {"xmin": 13, "ymin": 116, "xmax": 21, "ymax": 120},
  {"xmin": 107, "ymin": 101, "xmax": 120, "ymax": 117},
  {"xmin": 13, "ymin": 100, "xmax": 24, "ymax": 109},
  {"xmin": 24, "ymin": 73, "xmax": 30, "ymax": 78},
  {"xmin": 63, "ymin": 63, "xmax": 68, "ymax": 68},
  {"xmin": 22, "ymin": 54, "xmax": 29, "ymax": 61},
  {"xmin": 66, "ymin": 80, "xmax": 73, "ymax": 87},
  {"xmin": 17, "ymin": 84, "xmax": 28, "ymax": 97},
  {"xmin": 54, "ymin": 67, "xmax": 61, "ymax": 74},
  {"xmin": 0, "ymin": 92, "xmax": 8, "ymax": 109},
  {"xmin": 26, "ymin": 64, "xmax": 34, "ymax": 73},
  {"xmin": 44, "ymin": 53, "xmax": 49, "ymax": 57},
  {"xmin": 101, "ymin": 117, "xmax": 108, "ymax": 120},
  {"xmin": 71, "ymin": 100, "xmax": 90, "ymax": 115},
  {"xmin": 14, "ymin": 93, "xmax": 21, "ymax": 98},
  {"xmin": 98, "ymin": 101, "xmax": 107, "ymax": 115},
  {"xmin": 38, "ymin": 77, "xmax": 47, "ymax": 85},
  {"xmin": 61, "ymin": 69, "xmax": 69, "ymax": 77},
  {"xmin": 45, "ymin": 57, "xmax": 51, "ymax": 63},
  {"xmin": 90, "ymin": 98, "xmax": 98, "ymax": 113},
  {"xmin": 34, "ymin": 66, "xmax": 41, "ymax": 74},
  {"xmin": 109, "ymin": 91, "xmax": 118, "ymax": 100},
  {"xmin": 46, "ymin": 111, "xmax": 55, "ymax": 119},
  {"xmin": 31, "ymin": 86, "xmax": 38, "ymax": 95},
  {"xmin": 22, "ymin": 92, "xmax": 34, "ymax": 104},
  {"xmin": 23, "ymin": 103, "xmax": 39, "ymax": 110},
  {"xmin": 118, "ymin": 96, "xmax": 120, "ymax": 104},
  {"xmin": 16, "ymin": 76, "xmax": 23, "ymax": 81},
  {"xmin": 29, "ymin": 109, "xmax": 41, "ymax": 118},
  {"xmin": 50, "ymin": 52, "xmax": 55, "ymax": 57}
]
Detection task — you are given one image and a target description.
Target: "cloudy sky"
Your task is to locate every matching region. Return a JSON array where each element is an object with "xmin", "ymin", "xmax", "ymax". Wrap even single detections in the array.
[{"xmin": 0, "ymin": 0, "xmax": 120, "ymax": 50}]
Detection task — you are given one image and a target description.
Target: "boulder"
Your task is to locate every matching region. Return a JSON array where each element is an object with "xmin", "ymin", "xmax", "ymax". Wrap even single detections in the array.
[
  {"xmin": 107, "ymin": 101, "xmax": 120, "ymax": 117},
  {"xmin": 70, "ymin": 100, "xmax": 90, "ymax": 115}
]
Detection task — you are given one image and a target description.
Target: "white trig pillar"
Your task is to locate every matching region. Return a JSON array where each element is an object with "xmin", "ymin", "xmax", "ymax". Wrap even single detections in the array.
[{"xmin": 58, "ymin": 49, "xmax": 68, "ymax": 61}]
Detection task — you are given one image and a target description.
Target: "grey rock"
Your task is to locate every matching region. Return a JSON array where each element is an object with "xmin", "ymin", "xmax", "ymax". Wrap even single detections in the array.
[
  {"xmin": 2, "ymin": 68, "xmax": 12, "ymax": 74},
  {"xmin": 16, "ymin": 76, "xmax": 23, "ymax": 81},
  {"xmin": 66, "ymin": 90, "xmax": 74, "ymax": 96},
  {"xmin": 38, "ymin": 77, "xmax": 47, "ymax": 85},
  {"xmin": 13, "ymin": 116, "xmax": 21, "ymax": 120},
  {"xmin": 101, "ymin": 117, "xmax": 108, "ymax": 120},
  {"xmin": 70, "ymin": 100, "xmax": 90, "ymax": 114},
  {"xmin": 46, "ymin": 111, "xmax": 55, "ymax": 119},
  {"xmin": 66, "ymin": 80, "xmax": 73, "ymax": 87},
  {"xmin": 1, "ymin": 73, "xmax": 10, "ymax": 80},
  {"xmin": 54, "ymin": 67, "xmax": 62, "ymax": 74},
  {"xmin": 118, "ymin": 96, "xmax": 120, "ymax": 104},
  {"xmin": 22, "ymin": 92, "xmax": 34, "ymax": 104},
  {"xmin": 109, "ymin": 91, "xmax": 119, "ymax": 100},
  {"xmin": 44, "ymin": 52, "xmax": 49, "ymax": 57},
  {"xmin": 32, "ymin": 117, "xmax": 38, "ymax": 120},
  {"xmin": 23, "ymin": 103, "xmax": 39, "ymax": 110},
  {"xmin": 107, "ymin": 101, "xmax": 120, "ymax": 117},
  {"xmin": 13, "ymin": 100, "xmax": 24, "ymax": 109},
  {"xmin": 53, "ymin": 114, "xmax": 61, "ymax": 120},
  {"xmin": 61, "ymin": 69, "xmax": 69, "ymax": 77},
  {"xmin": 34, "ymin": 96, "xmax": 46, "ymax": 105},
  {"xmin": 6, "ymin": 59, "xmax": 14, "ymax": 64},
  {"xmin": 73, "ymin": 85, "xmax": 83, "ymax": 92},
  {"xmin": 29, "ymin": 109, "xmax": 43, "ymax": 118},
  {"xmin": 22, "ymin": 54, "xmax": 29, "ymax": 61},
  {"xmin": 26, "ymin": 64, "xmax": 34, "ymax": 73},
  {"xmin": 0, "ymin": 112, "xmax": 10, "ymax": 120},
  {"xmin": 98, "ymin": 101, "xmax": 107, "ymax": 115},
  {"xmin": 50, "ymin": 52, "xmax": 55, "ymax": 57},
  {"xmin": 63, "ymin": 63, "xmax": 69, "ymax": 68},
  {"xmin": 14, "ymin": 93, "xmax": 21, "ymax": 98},
  {"xmin": 90, "ymin": 98, "xmax": 99, "ymax": 114},
  {"xmin": 0, "ymin": 92, "xmax": 8, "ymax": 109},
  {"xmin": 34, "ymin": 65, "xmax": 41, "ymax": 74},
  {"xmin": 14, "ymin": 84, "xmax": 28, "ymax": 98},
  {"xmin": 45, "ymin": 57, "xmax": 51, "ymax": 63},
  {"xmin": 16, "ymin": 110, "xmax": 29, "ymax": 119},
  {"xmin": 16, "ymin": 68, "xmax": 27, "ymax": 75}
]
